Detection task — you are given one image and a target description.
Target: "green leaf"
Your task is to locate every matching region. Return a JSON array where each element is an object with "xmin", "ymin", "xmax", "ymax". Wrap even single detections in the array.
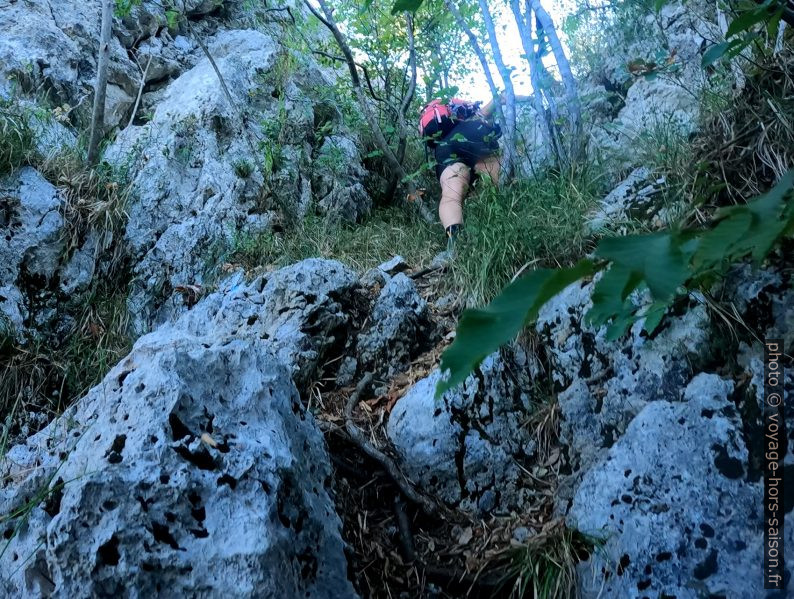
[
  {"xmin": 726, "ymin": 6, "xmax": 774, "ymax": 38},
  {"xmin": 166, "ymin": 9, "xmax": 180, "ymax": 29},
  {"xmin": 358, "ymin": 0, "xmax": 375, "ymax": 14},
  {"xmin": 654, "ymin": 0, "xmax": 667, "ymax": 12},
  {"xmin": 692, "ymin": 210, "xmax": 753, "ymax": 271},
  {"xmin": 436, "ymin": 261, "xmax": 598, "ymax": 398},
  {"xmin": 391, "ymin": 0, "xmax": 423, "ymax": 14},
  {"xmin": 585, "ymin": 264, "xmax": 642, "ymax": 329},
  {"xmin": 701, "ymin": 42, "xmax": 731, "ymax": 67},
  {"xmin": 641, "ymin": 300, "xmax": 669, "ymax": 335},
  {"xmin": 595, "ymin": 232, "xmax": 688, "ymax": 302}
]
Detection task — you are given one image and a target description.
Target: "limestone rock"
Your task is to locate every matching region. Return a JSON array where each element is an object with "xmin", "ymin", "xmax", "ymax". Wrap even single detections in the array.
[
  {"xmin": 587, "ymin": 167, "xmax": 668, "ymax": 232},
  {"xmin": 0, "ymin": 167, "xmax": 66, "ymax": 335},
  {"xmin": 313, "ymin": 135, "xmax": 373, "ymax": 223},
  {"xmin": 0, "ymin": 0, "xmax": 138, "ymax": 121},
  {"xmin": 0, "ymin": 258, "xmax": 362, "ymax": 598},
  {"xmin": 387, "ymin": 352, "xmax": 535, "ymax": 513},
  {"xmin": 571, "ymin": 374, "xmax": 763, "ymax": 598},
  {"xmin": 536, "ymin": 277, "xmax": 712, "ymax": 485},
  {"xmin": 356, "ymin": 273, "xmax": 435, "ymax": 377}
]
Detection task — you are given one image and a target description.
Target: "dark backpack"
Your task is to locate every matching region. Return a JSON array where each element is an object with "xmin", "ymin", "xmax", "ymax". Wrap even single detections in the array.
[{"xmin": 418, "ymin": 98, "xmax": 481, "ymax": 147}]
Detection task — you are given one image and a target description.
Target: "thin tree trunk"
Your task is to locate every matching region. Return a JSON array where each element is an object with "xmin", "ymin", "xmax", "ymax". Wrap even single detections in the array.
[
  {"xmin": 509, "ymin": 0, "xmax": 557, "ymax": 166},
  {"xmin": 477, "ymin": 0, "xmax": 517, "ymax": 180},
  {"xmin": 87, "ymin": 0, "xmax": 113, "ymax": 165},
  {"xmin": 529, "ymin": 0, "xmax": 583, "ymax": 160},
  {"xmin": 305, "ymin": 0, "xmax": 434, "ymax": 221},
  {"xmin": 443, "ymin": 0, "xmax": 511, "ymax": 175},
  {"xmin": 387, "ymin": 12, "xmax": 418, "ymax": 202}
]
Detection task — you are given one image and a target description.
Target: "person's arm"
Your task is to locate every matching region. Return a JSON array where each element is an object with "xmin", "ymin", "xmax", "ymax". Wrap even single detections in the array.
[{"xmin": 480, "ymin": 92, "xmax": 532, "ymax": 118}]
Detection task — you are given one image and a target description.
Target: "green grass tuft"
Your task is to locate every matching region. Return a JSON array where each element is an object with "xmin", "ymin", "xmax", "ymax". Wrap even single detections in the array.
[
  {"xmin": 228, "ymin": 206, "xmax": 442, "ymax": 274},
  {"xmin": 449, "ymin": 168, "xmax": 603, "ymax": 306},
  {"xmin": 0, "ymin": 103, "xmax": 34, "ymax": 175},
  {"xmin": 495, "ymin": 522, "xmax": 603, "ymax": 599}
]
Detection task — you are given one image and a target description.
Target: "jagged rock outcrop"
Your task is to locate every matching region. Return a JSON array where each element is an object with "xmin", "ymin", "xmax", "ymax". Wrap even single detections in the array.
[
  {"xmin": 387, "ymin": 350, "xmax": 537, "ymax": 513},
  {"xmin": 587, "ymin": 166, "xmax": 669, "ymax": 232},
  {"xmin": 313, "ymin": 135, "xmax": 372, "ymax": 223},
  {"xmin": 0, "ymin": 167, "xmax": 66, "ymax": 337},
  {"xmin": 572, "ymin": 374, "xmax": 763, "ymax": 598},
  {"xmin": 587, "ymin": 2, "xmax": 739, "ymax": 168},
  {"xmin": 0, "ymin": 259, "xmax": 363, "ymax": 598},
  {"xmin": 535, "ymin": 276, "xmax": 712, "ymax": 483},
  {"xmin": 356, "ymin": 273, "xmax": 436, "ymax": 378},
  {"xmin": 1, "ymin": 1, "xmax": 374, "ymax": 336},
  {"xmin": 105, "ymin": 27, "xmax": 371, "ymax": 333}
]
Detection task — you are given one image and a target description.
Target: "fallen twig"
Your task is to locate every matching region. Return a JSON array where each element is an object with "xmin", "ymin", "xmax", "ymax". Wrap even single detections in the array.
[{"xmin": 344, "ymin": 373, "xmax": 444, "ymax": 516}]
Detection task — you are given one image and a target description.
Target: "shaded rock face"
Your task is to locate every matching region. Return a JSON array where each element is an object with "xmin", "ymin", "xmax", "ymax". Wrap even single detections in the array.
[
  {"xmin": 535, "ymin": 277, "xmax": 711, "ymax": 484},
  {"xmin": 572, "ymin": 374, "xmax": 762, "ymax": 599},
  {"xmin": 160, "ymin": 259, "xmax": 362, "ymax": 391},
  {"xmin": 542, "ymin": 260, "xmax": 792, "ymax": 596},
  {"xmin": 0, "ymin": 0, "xmax": 225, "ymax": 128},
  {"xmin": 356, "ymin": 273, "xmax": 436, "ymax": 378},
  {"xmin": 387, "ymin": 351, "xmax": 536, "ymax": 514},
  {"xmin": 105, "ymin": 27, "xmax": 371, "ymax": 334},
  {"xmin": 0, "ymin": 259, "xmax": 360, "ymax": 598},
  {"xmin": 0, "ymin": 167, "xmax": 66, "ymax": 336},
  {"xmin": 313, "ymin": 135, "xmax": 373, "ymax": 223},
  {"xmin": 587, "ymin": 166, "xmax": 669, "ymax": 232},
  {"xmin": 587, "ymin": 2, "xmax": 737, "ymax": 168}
]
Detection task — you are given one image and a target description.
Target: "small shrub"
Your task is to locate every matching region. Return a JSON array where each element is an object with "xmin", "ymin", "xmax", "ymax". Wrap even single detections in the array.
[
  {"xmin": 233, "ymin": 158, "xmax": 254, "ymax": 178},
  {"xmin": 0, "ymin": 278, "xmax": 133, "ymax": 445}
]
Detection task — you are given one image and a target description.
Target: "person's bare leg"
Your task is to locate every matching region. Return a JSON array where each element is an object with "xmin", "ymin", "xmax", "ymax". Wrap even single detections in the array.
[
  {"xmin": 438, "ymin": 162, "xmax": 471, "ymax": 229},
  {"xmin": 474, "ymin": 154, "xmax": 501, "ymax": 186}
]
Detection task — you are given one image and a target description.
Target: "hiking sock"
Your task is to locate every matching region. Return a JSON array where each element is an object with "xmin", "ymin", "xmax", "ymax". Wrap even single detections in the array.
[{"xmin": 445, "ymin": 223, "xmax": 463, "ymax": 253}]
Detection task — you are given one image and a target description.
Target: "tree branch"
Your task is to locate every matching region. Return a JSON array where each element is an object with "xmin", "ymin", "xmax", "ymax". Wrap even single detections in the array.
[{"xmin": 477, "ymin": 0, "xmax": 518, "ymax": 181}]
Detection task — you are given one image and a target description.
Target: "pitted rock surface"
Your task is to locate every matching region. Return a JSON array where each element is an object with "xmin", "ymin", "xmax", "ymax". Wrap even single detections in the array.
[
  {"xmin": 387, "ymin": 351, "xmax": 536, "ymax": 513},
  {"xmin": 105, "ymin": 28, "xmax": 370, "ymax": 333},
  {"xmin": 571, "ymin": 374, "xmax": 763, "ymax": 599},
  {"xmin": 0, "ymin": 167, "xmax": 65, "ymax": 336},
  {"xmin": 0, "ymin": 260, "xmax": 360, "ymax": 599},
  {"xmin": 535, "ymin": 277, "xmax": 712, "ymax": 485},
  {"xmin": 356, "ymin": 273, "xmax": 435, "ymax": 377}
]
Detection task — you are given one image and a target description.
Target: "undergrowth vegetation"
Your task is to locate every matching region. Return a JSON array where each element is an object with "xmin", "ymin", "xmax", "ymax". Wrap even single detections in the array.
[
  {"xmin": 449, "ymin": 168, "xmax": 603, "ymax": 305},
  {"xmin": 0, "ymin": 278, "xmax": 133, "ymax": 443},
  {"xmin": 0, "ymin": 98, "xmax": 134, "ymax": 446},
  {"xmin": 228, "ymin": 206, "xmax": 441, "ymax": 273}
]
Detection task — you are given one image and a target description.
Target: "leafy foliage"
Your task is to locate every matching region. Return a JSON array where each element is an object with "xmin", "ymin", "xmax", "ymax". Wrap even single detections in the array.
[
  {"xmin": 701, "ymin": 0, "xmax": 787, "ymax": 67},
  {"xmin": 437, "ymin": 171, "xmax": 794, "ymax": 396}
]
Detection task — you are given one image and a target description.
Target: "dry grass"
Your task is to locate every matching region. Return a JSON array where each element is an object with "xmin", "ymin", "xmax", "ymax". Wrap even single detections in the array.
[{"xmin": 689, "ymin": 50, "xmax": 794, "ymax": 219}]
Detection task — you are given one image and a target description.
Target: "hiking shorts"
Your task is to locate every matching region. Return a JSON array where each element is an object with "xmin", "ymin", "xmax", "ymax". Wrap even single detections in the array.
[{"xmin": 433, "ymin": 119, "xmax": 501, "ymax": 179}]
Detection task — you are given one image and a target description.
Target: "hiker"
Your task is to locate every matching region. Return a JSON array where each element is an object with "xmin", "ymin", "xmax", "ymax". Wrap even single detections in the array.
[{"xmin": 419, "ymin": 92, "xmax": 525, "ymax": 246}]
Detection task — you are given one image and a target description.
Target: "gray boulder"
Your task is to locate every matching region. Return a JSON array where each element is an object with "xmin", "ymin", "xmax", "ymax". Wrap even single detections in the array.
[
  {"xmin": 587, "ymin": 166, "xmax": 668, "ymax": 232},
  {"xmin": 356, "ymin": 273, "xmax": 435, "ymax": 377},
  {"xmin": 571, "ymin": 374, "xmax": 763, "ymax": 599},
  {"xmin": 0, "ymin": 167, "xmax": 66, "ymax": 336},
  {"xmin": 106, "ymin": 28, "xmax": 369, "ymax": 334},
  {"xmin": 0, "ymin": 260, "xmax": 360, "ymax": 598},
  {"xmin": 535, "ymin": 277, "xmax": 712, "ymax": 484},
  {"xmin": 0, "ymin": 0, "xmax": 139, "ymax": 127},
  {"xmin": 158, "ymin": 259, "xmax": 360, "ymax": 391},
  {"xmin": 387, "ymin": 351, "xmax": 535, "ymax": 513}
]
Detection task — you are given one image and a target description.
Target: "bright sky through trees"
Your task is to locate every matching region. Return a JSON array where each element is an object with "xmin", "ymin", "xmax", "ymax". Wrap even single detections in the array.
[{"xmin": 455, "ymin": 0, "xmax": 572, "ymax": 102}]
